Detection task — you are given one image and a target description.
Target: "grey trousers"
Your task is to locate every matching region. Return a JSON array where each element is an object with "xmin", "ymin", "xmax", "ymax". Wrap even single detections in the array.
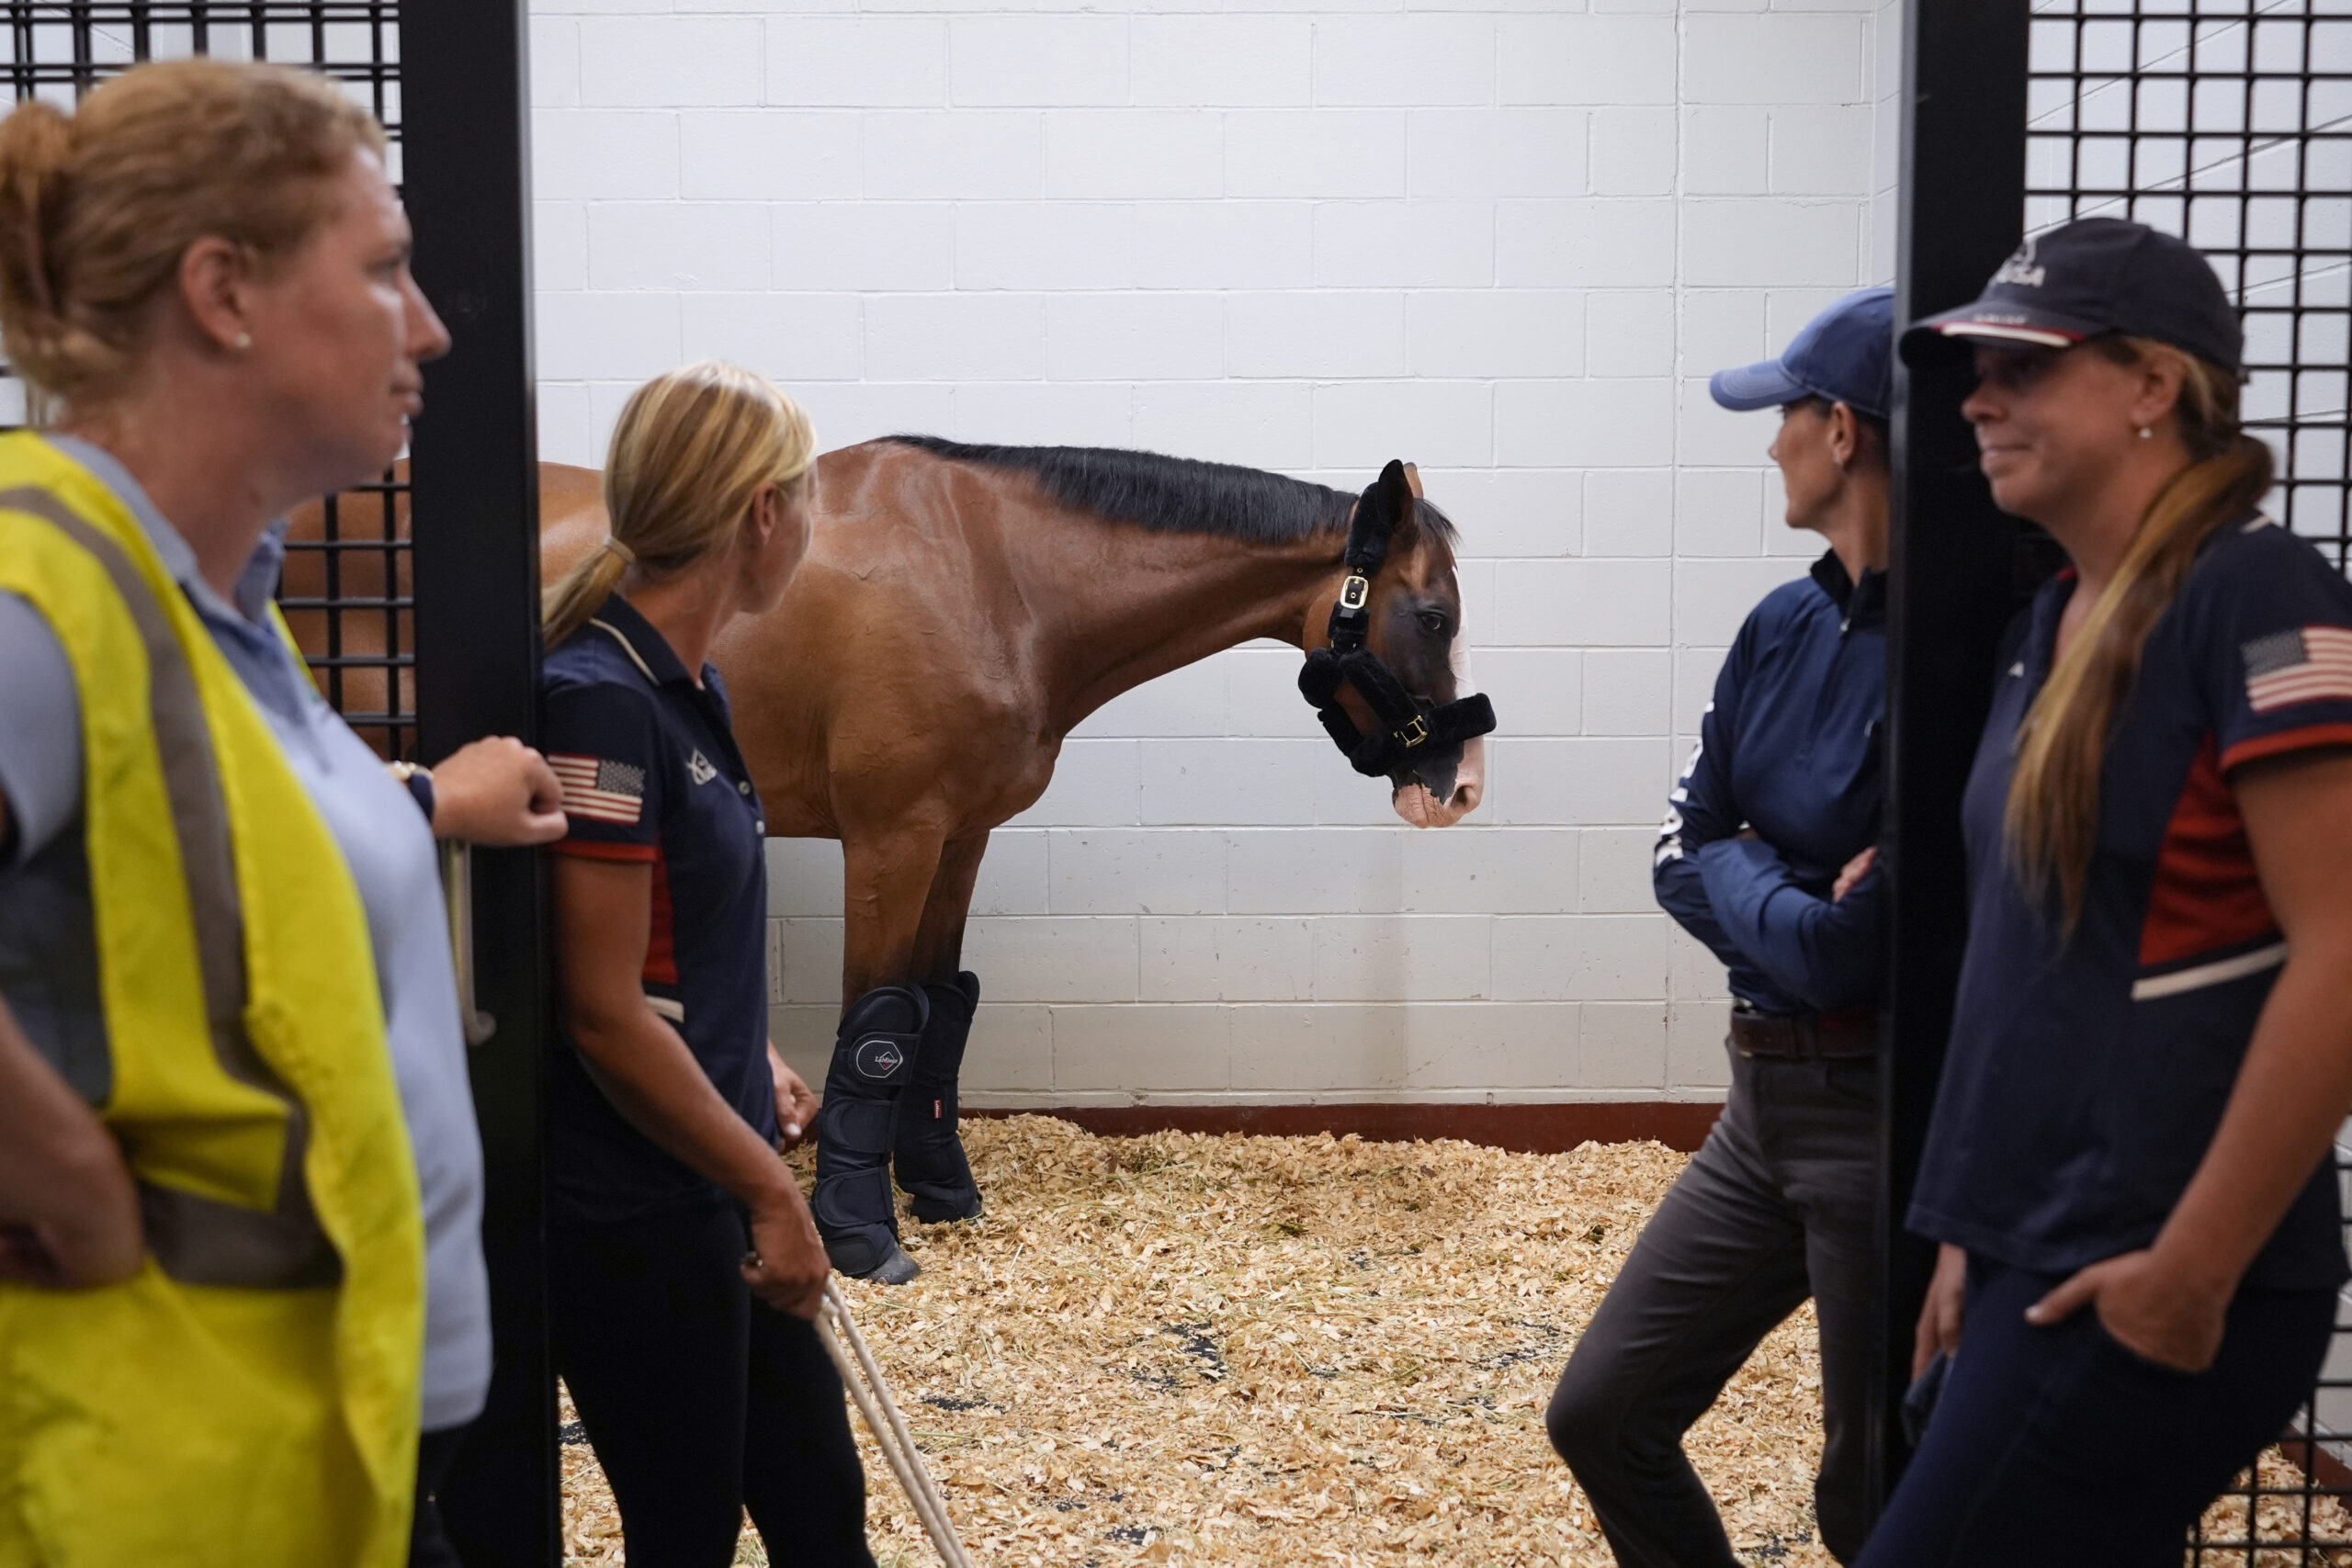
[{"xmin": 1546, "ymin": 1048, "xmax": 1881, "ymax": 1567}]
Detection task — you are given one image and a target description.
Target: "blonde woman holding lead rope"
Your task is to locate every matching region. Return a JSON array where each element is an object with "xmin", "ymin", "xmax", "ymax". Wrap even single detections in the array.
[{"xmin": 539, "ymin": 361, "xmax": 875, "ymax": 1568}]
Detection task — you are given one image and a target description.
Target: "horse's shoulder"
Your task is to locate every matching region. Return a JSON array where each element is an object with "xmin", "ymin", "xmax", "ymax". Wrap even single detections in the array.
[{"xmin": 539, "ymin": 463, "xmax": 605, "ymax": 529}]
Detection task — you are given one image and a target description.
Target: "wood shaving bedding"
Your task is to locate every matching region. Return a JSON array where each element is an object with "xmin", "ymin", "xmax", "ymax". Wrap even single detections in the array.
[{"xmin": 556, "ymin": 1115, "xmax": 2350, "ymax": 1567}]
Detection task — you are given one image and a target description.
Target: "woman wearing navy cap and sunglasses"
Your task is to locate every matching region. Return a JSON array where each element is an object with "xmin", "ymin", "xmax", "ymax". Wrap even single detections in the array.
[
  {"xmin": 1858, "ymin": 219, "xmax": 2352, "ymax": 1562},
  {"xmin": 1547, "ymin": 288, "xmax": 1894, "ymax": 1566}
]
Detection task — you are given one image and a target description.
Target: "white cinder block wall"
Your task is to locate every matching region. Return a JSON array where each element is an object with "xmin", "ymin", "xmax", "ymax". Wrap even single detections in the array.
[{"xmin": 527, "ymin": 0, "xmax": 1894, "ymax": 1109}]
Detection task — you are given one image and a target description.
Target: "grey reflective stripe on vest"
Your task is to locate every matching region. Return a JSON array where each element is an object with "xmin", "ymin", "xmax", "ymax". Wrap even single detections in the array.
[{"xmin": 0, "ymin": 486, "xmax": 340, "ymax": 1290}]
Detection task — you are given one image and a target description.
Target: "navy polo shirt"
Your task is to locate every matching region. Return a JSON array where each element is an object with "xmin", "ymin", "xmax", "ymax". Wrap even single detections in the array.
[
  {"xmin": 542, "ymin": 595, "xmax": 776, "ymax": 1224},
  {"xmin": 1913, "ymin": 517, "xmax": 2352, "ymax": 1291},
  {"xmin": 1654, "ymin": 551, "xmax": 1886, "ymax": 1015}
]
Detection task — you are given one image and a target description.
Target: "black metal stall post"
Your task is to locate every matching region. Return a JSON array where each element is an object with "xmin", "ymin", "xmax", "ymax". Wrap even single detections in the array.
[
  {"xmin": 1874, "ymin": 0, "xmax": 2031, "ymax": 1514},
  {"xmin": 2019, "ymin": 1, "xmax": 2352, "ymax": 1554},
  {"xmin": 401, "ymin": 2, "xmax": 559, "ymax": 1563}
]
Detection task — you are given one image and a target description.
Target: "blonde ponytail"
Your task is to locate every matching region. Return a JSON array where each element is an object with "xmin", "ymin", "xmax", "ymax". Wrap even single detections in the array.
[
  {"xmin": 2005, "ymin": 337, "xmax": 2274, "ymax": 930},
  {"xmin": 542, "ymin": 361, "xmax": 817, "ymax": 648},
  {"xmin": 540, "ymin": 541, "xmax": 635, "ymax": 654}
]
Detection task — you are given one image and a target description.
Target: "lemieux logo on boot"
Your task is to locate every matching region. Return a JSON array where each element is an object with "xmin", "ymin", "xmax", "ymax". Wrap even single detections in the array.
[{"xmin": 854, "ymin": 1035, "xmax": 907, "ymax": 1079}]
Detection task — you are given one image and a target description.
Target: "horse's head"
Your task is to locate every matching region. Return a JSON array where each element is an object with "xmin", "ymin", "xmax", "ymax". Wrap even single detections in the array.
[{"xmin": 1302, "ymin": 459, "xmax": 1492, "ymax": 829}]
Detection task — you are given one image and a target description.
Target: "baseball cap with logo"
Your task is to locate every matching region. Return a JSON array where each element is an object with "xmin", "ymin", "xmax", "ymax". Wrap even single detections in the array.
[
  {"xmin": 1710, "ymin": 287, "xmax": 1895, "ymax": 423},
  {"xmin": 1900, "ymin": 217, "xmax": 2244, "ymax": 376}
]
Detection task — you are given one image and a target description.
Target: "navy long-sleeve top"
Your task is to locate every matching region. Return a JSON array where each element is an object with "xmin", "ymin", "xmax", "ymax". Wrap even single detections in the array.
[{"xmin": 1654, "ymin": 550, "xmax": 1887, "ymax": 1015}]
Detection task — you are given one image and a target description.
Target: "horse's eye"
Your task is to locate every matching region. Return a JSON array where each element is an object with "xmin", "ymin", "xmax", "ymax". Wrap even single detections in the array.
[{"xmin": 1417, "ymin": 610, "xmax": 1452, "ymax": 637}]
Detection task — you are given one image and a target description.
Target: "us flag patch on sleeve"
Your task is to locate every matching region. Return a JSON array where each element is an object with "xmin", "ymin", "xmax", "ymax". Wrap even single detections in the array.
[
  {"xmin": 2243, "ymin": 626, "xmax": 2352, "ymax": 713},
  {"xmin": 550, "ymin": 753, "xmax": 647, "ymax": 825}
]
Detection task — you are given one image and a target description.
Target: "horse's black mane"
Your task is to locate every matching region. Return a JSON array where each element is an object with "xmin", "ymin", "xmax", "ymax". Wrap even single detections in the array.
[{"xmin": 881, "ymin": 435, "xmax": 1455, "ymax": 549}]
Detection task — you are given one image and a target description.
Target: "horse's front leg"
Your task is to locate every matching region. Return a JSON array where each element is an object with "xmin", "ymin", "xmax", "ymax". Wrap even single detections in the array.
[
  {"xmin": 838, "ymin": 823, "xmax": 946, "ymax": 1000},
  {"xmin": 895, "ymin": 833, "xmax": 991, "ymax": 1224},
  {"xmin": 811, "ymin": 823, "xmax": 947, "ymax": 1282}
]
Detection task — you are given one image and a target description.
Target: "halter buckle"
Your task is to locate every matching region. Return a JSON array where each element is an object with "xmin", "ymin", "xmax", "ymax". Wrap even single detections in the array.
[
  {"xmin": 1396, "ymin": 714, "xmax": 1430, "ymax": 749},
  {"xmin": 1338, "ymin": 574, "xmax": 1371, "ymax": 612}
]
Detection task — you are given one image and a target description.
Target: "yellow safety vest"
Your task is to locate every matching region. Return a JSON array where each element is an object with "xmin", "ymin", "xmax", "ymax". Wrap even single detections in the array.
[{"xmin": 0, "ymin": 434, "xmax": 424, "ymax": 1568}]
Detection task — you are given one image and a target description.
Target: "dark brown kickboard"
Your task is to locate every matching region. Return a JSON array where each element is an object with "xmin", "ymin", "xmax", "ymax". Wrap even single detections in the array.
[{"xmin": 965, "ymin": 1101, "xmax": 1724, "ymax": 1155}]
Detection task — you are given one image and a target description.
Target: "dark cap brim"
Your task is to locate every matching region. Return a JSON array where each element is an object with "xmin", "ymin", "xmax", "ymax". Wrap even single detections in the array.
[
  {"xmin": 1708, "ymin": 360, "xmax": 1813, "ymax": 412},
  {"xmin": 1898, "ymin": 302, "xmax": 2109, "ymax": 366}
]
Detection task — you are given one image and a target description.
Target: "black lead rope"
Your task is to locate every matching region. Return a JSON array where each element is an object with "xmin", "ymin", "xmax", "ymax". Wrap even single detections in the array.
[{"xmin": 1297, "ymin": 461, "xmax": 1497, "ymax": 788}]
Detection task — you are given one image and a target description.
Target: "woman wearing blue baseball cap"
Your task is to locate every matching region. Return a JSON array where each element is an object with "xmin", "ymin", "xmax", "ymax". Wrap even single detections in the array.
[
  {"xmin": 1547, "ymin": 288, "xmax": 1894, "ymax": 1566},
  {"xmin": 1859, "ymin": 219, "xmax": 2352, "ymax": 1562}
]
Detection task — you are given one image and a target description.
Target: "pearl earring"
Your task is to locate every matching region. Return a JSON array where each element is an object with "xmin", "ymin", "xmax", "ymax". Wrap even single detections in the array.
[
  {"xmin": 2136, "ymin": 425, "xmax": 2152, "ymax": 440},
  {"xmin": 232, "ymin": 332, "xmax": 252, "ymax": 351}
]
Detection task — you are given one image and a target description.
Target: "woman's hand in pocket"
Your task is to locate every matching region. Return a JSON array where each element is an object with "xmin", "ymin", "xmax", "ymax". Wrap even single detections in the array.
[
  {"xmin": 1913, "ymin": 1242, "xmax": 1967, "ymax": 1378},
  {"xmin": 2026, "ymin": 1247, "xmax": 2227, "ymax": 1372},
  {"xmin": 0, "ymin": 1004, "xmax": 143, "ymax": 1288}
]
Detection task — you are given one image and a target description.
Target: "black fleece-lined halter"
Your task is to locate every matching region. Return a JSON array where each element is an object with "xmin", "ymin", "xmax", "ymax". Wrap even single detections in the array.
[{"xmin": 1296, "ymin": 460, "xmax": 1496, "ymax": 787}]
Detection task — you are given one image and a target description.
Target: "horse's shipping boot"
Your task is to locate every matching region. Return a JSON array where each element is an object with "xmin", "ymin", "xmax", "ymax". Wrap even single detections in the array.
[
  {"xmin": 812, "ymin": 983, "xmax": 930, "ymax": 1284},
  {"xmin": 896, "ymin": 971, "xmax": 984, "ymax": 1224}
]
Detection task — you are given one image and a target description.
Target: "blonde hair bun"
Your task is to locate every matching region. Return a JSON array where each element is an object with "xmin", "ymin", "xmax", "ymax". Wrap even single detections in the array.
[{"xmin": 0, "ymin": 97, "xmax": 74, "ymax": 306}]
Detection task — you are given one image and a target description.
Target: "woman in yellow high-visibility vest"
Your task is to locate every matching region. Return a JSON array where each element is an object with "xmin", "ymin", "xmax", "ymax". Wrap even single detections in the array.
[{"xmin": 0, "ymin": 60, "xmax": 563, "ymax": 1568}]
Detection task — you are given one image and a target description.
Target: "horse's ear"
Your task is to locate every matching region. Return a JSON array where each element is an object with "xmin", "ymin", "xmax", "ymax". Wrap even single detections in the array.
[
  {"xmin": 1401, "ymin": 462, "xmax": 1424, "ymax": 500},
  {"xmin": 1373, "ymin": 458, "xmax": 1419, "ymax": 548}
]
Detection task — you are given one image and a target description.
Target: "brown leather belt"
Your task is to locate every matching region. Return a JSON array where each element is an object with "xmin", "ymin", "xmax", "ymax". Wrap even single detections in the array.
[{"xmin": 1729, "ymin": 1007, "xmax": 1879, "ymax": 1061}]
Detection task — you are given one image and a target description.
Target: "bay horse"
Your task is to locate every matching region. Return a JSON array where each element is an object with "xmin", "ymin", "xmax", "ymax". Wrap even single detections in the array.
[{"xmin": 288, "ymin": 439, "xmax": 1490, "ymax": 1280}]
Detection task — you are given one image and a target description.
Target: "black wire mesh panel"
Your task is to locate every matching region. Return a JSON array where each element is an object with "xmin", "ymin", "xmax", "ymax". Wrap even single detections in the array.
[
  {"xmin": 0, "ymin": 2, "xmax": 414, "ymax": 757},
  {"xmin": 2028, "ymin": 1, "xmax": 2352, "ymax": 1560}
]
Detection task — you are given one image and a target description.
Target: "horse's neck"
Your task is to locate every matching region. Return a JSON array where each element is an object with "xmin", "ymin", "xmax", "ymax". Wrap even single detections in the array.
[{"xmin": 1022, "ymin": 516, "xmax": 1342, "ymax": 734}]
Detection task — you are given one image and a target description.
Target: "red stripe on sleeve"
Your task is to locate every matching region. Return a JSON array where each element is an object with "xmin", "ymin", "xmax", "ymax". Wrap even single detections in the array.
[
  {"xmin": 551, "ymin": 840, "xmax": 659, "ymax": 863},
  {"xmin": 2219, "ymin": 722, "xmax": 2352, "ymax": 774},
  {"xmin": 2139, "ymin": 735, "xmax": 2278, "ymax": 967},
  {"xmin": 643, "ymin": 847, "xmax": 680, "ymax": 987},
  {"xmin": 552, "ymin": 841, "xmax": 662, "ymax": 864}
]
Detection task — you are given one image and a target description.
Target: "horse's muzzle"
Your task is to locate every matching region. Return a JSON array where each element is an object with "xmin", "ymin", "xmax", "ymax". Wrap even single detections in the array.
[{"xmin": 1391, "ymin": 733, "xmax": 1485, "ymax": 829}]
